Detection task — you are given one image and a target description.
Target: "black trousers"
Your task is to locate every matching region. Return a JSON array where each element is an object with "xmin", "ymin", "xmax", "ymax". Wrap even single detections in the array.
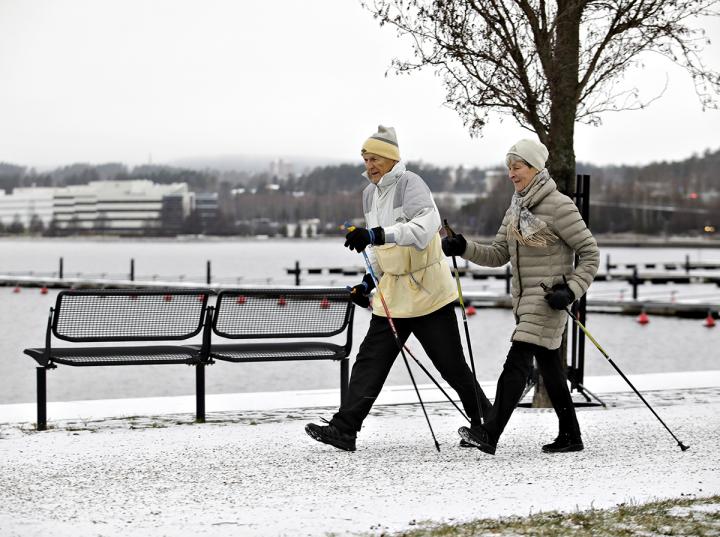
[
  {"xmin": 331, "ymin": 302, "xmax": 490, "ymax": 434},
  {"xmin": 483, "ymin": 341, "xmax": 580, "ymax": 442}
]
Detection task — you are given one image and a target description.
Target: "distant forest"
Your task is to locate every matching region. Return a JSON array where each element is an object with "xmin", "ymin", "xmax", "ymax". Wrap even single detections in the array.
[{"xmin": 1, "ymin": 147, "xmax": 718, "ymax": 236}]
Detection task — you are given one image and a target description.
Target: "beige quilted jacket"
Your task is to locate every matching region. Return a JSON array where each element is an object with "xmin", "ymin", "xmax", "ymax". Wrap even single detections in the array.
[{"xmin": 462, "ymin": 177, "xmax": 599, "ymax": 349}]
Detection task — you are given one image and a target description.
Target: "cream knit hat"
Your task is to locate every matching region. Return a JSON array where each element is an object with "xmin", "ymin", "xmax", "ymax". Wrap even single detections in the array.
[
  {"xmin": 361, "ymin": 125, "xmax": 400, "ymax": 161},
  {"xmin": 506, "ymin": 139, "xmax": 549, "ymax": 171}
]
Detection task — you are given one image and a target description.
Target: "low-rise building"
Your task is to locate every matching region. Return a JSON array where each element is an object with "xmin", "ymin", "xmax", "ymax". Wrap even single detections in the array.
[{"xmin": 0, "ymin": 180, "xmax": 192, "ymax": 234}]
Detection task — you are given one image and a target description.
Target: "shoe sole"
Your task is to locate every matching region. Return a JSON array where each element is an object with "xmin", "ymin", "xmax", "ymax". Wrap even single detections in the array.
[
  {"xmin": 542, "ymin": 443, "xmax": 584, "ymax": 453},
  {"xmin": 305, "ymin": 424, "xmax": 356, "ymax": 452},
  {"xmin": 458, "ymin": 427, "xmax": 496, "ymax": 455}
]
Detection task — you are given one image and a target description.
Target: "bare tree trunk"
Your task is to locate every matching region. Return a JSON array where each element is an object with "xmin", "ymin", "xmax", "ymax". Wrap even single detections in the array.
[
  {"xmin": 533, "ymin": 1, "xmax": 581, "ymax": 407},
  {"xmin": 546, "ymin": 0, "xmax": 582, "ymax": 196}
]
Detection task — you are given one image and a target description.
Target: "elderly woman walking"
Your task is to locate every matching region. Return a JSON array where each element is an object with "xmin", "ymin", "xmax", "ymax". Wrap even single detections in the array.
[{"xmin": 443, "ymin": 139, "xmax": 600, "ymax": 455}]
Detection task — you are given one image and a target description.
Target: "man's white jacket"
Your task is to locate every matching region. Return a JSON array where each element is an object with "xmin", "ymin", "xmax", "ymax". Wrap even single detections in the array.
[{"xmin": 361, "ymin": 161, "xmax": 457, "ymax": 318}]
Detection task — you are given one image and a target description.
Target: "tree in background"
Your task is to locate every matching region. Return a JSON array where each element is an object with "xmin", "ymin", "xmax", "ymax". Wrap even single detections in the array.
[{"xmin": 363, "ymin": 0, "xmax": 720, "ymax": 193}]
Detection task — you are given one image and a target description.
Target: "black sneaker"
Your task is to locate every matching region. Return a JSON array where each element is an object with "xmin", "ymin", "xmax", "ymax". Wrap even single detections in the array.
[
  {"xmin": 458, "ymin": 425, "xmax": 496, "ymax": 455},
  {"xmin": 542, "ymin": 433, "xmax": 584, "ymax": 453},
  {"xmin": 459, "ymin": 418, "xmax": 488, "ymax": 448},
  {"xmin": 305, "ymin": 422, "xmax": 356, "ymax": 452}
]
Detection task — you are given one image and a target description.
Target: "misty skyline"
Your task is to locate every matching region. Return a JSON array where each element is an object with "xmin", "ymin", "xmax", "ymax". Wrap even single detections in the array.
[{"xmin": 1, "ymin": 0, "xmax": 719, "ymax": 171}]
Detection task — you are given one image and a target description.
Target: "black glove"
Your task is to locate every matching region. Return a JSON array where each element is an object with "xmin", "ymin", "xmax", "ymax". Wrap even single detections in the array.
[
  {"xmin": 544, "ymin": 283, "xmax": 575, "ymax": 310},
  {"xmin": 344, "ymin": 226, "xmax": 385, "ymax": 252},
  {"xmin": 349, "ymin": 273, "xmax": 375, "ymax": 308},
  {"xmin": 442, "ymin": 233, "xmax": 467, "ymax": 257}
]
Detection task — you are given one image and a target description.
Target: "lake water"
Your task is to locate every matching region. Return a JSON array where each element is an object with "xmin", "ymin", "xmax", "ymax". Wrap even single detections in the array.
[{"xmin": 1, "ymin": 237, "xmax": 719, "ymax": 405}]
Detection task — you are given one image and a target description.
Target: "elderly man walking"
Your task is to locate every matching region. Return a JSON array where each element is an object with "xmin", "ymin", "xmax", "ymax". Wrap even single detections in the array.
[{"xmin": 305, "ymin": 125, "xmax": 491, "ymax": 451}]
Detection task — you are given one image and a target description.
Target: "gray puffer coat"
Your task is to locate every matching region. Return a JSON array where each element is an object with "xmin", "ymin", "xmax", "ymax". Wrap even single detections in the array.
[{"xmin": 462, "ymin": 176, "xmax": 599, "ymax": 349}]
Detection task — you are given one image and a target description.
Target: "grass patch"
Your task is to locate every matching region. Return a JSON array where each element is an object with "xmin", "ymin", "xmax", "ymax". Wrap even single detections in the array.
[{"xmin": 379, "ymin": 495, "xmax": 720, "ymax": 536}]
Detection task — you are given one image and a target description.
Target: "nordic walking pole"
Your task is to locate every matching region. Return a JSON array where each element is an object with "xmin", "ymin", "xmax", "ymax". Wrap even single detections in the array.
[
  {"xmin": 443, "ymin": 219, "xmax": 485, "ymax": 423},
  {"xmin": 542, "ymin": 284, "xmax": 689, "ymax": 451},
  {"xmin": 344, "ymin": 223, "xmax": 441, "ymax": 451}
]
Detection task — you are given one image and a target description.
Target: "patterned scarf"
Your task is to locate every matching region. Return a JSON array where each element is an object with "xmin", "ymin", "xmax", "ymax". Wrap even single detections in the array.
[{"xmin": 508, "ymin": 169, "xmax": 559, "ymax": 247}]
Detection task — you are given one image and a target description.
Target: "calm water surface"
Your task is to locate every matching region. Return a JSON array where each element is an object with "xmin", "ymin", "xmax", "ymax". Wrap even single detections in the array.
[{"xmin": 1, "ymin": 238, "xmax": 719, "ymax": 404}]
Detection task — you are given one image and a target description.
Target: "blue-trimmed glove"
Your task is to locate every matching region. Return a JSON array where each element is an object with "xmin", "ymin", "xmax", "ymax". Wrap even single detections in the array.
[
  {"xmin": 544, "ymin": 283, "xmax": 575, "ymax": 310},
  {"xmin": 349, "ymin": 273, "xmax": 375, "ymax": 308},
  {"xmin": 442, "ymin": 234, "xmax": 467, "ymax": 256},
  {"xmin": 344, "ymin": 226, "xmax": 385, "ymax": 252}
]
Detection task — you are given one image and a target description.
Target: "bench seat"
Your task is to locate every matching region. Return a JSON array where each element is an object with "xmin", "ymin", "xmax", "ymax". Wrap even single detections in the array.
[
  {"xmin": 24, "ymin": 345, "xmax": 200, "ymax": 367},
  {"xmin": 205, "ymin": 341, "xmax": 346, "ymax": 363}
]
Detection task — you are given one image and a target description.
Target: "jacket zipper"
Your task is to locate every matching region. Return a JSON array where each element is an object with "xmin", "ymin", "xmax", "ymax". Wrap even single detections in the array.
[{"xmin": 514, "ymin": 240, "xmax": 523, "ymax": 322}]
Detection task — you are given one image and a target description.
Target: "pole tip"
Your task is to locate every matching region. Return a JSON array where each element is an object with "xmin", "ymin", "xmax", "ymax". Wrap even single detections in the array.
[
  {"xmin": 435, "ymin": 442, "xmax": 441, "ymax": 452},
  {"xmin": 679, "ymin": 443, "xmax": 690, "ymax": 451}
]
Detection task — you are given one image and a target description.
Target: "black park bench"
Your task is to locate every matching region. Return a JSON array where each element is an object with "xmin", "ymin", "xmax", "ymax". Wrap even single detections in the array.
[
  {"xmin": 201, "ymin": 287, "xmax": 354, "ymax": 405},
  {"xmin": 24, "ymin": 289, "xmax": 212, "ymax": 431},
  {"xmin": 24, "ymin": 287, "xmax": 355, "ymax": 431}
]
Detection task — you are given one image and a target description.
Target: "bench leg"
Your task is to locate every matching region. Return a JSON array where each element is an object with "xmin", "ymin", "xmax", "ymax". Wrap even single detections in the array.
[
  {"xmin": 340, "ymin": 359, "xmax": 349, "ymax": 406},
  {"xmin": 36, "ymin": 367, "xmax": 47, "ymax": 431},
  {"xmin": 195, "ymin": 363, "xmax": 206, "ymax": 423}
]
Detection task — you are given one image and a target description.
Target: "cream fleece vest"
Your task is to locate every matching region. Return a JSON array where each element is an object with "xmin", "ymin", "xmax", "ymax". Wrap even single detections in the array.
[{"xmin": 371, "ymin": 232, "xmax": 457, "ymax": 318}]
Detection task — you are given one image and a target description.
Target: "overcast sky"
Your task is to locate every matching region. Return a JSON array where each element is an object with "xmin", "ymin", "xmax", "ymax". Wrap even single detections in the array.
[{"xmin": 1, "ymin": 0, "xmax": 719, "ymax": 171}]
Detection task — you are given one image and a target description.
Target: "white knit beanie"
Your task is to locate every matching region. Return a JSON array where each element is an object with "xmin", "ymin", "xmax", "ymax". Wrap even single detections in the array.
[
  {"xmin": 361, "ymin": 125, "xmax": 400, "ymax": 161},
  {"xmin": 506, "ymin": 139, "xmax": 549, "ymax": 171}
]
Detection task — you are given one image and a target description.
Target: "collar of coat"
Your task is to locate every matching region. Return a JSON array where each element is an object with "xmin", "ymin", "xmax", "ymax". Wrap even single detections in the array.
[{"xmin": 362, "ymin": 160, "xmax": 407, "ymax": 193}]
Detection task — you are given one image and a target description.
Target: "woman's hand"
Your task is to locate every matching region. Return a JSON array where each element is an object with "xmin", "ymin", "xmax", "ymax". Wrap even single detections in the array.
[
  {"xmin": 544, "ymin": 283, "xmax": 575, "ymax": 310},
  {"xmin": 442, "ymin": 234, "xmax": 467, "ymax": 257}
]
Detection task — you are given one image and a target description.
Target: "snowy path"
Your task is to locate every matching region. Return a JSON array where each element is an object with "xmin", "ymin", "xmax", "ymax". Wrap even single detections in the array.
[{"xmin": 0, "ymin": 383, "xmax": 718, "ymax": 536}]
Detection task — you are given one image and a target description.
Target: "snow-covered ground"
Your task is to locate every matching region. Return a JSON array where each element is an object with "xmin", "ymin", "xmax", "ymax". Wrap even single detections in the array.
[{"xmin": 0, "ymin": 372, "xmax": 718, "ymax": 536}]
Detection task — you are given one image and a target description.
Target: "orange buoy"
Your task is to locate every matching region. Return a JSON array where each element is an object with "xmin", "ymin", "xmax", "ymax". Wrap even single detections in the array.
[
  {"xmin": 637, "ymin": 310, "xmax": 649, "ymax": 325},
  {"xmin": 278, "ymin": 296, "xmax": 287, "ymax": 307},
  {"xmin": 40, "ymin": 286, "xmax": 48, "ymax": 294},
  {"xmin": 164, "ymin": 294, "xmax": 173, "ymax": 302},
  {"xmin": 320, "ymin": 297, "xmax": 330, "ymax": 309},
  {"xmin": 704, "ymin": 311, "xmax": 716, "ymax": 328},
  {"xmin": 12, "ymin": 286, "xmax": 20, "ymax": 293},
  {"xmin": 236, "ymin": 295, "xmax": 246, "ymax": 305},
  {"xmin": 465, "ymin": 304, "xmax": 477, "ymax": 316},
  {"xmin": 198, "ymin": 294, "xmax": 205, "ymax": 302}
]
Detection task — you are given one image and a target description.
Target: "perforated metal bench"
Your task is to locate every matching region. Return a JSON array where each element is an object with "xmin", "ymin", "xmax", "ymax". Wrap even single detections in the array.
[
  {"xmin": 205, "ymin": 288, "xmax": 354, "ymax": 404},
  {"xmin": 24, "ymin": 289, "xmax": 212, "ymax": 430}
]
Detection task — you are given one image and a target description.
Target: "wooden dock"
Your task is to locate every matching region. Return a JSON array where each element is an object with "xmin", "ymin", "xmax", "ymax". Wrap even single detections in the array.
[{"xmin": 3, "ymin": 274, "xmax": 716, "ymax": 318}]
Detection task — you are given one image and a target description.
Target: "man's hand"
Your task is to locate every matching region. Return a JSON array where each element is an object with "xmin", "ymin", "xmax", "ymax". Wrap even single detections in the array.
[
  {"xmin": 344, "ymin": 226, "xmax": 385, "ymax": 252},
  {"xmin": 349, "ymin": 273, "xmax": 376, "ymax": 308},
  {"xmin": 544, "ymin": 283, "xmax": 575, "ymax": 310},
  {"xmin": 442, "ymin": 234, "xmax": 467, "ymax": 257}
]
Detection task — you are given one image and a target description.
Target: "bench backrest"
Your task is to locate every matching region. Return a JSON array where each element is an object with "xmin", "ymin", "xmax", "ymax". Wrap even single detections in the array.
[
  {"xmin": 213, "ymin": 288, "xmax": 353, "ymax": 339},
  {"xmin": 52, "ymin": 289, "xmax": 210, "ymax": 342}
]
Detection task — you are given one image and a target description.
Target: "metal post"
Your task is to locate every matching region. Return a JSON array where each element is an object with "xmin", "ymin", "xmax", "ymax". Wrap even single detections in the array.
[
  {"xmin": 685, "ymin": 254, "xmax": 690, "ymax": 274},
  {"xmin": 195, "ymin": 364, "xmax": 206, "ymax": 423},
  {"xmin": 294, "ymin": 260, "xmax": 300, "ymax": 286},
  {"xmin": 58, "ymin": 257, "xmax": 64, "ymax": 279},
  {"xmin": 577, "ymin": 175, "xmax": 590, "ymax": 386},
  {"xmin": 505, "ymin": 265, "xmax": 511, "ymax": 294},
  {"xmin": 130, "ymin": 258, "xmax": 135, "ymax": 281},
  {"xmin": 606, "ymin": 253, "xmax": 611, "ymax": 276},
  {"xmin": 632, "ymin": 267, "xmax": 639, "ymax": 300},
  {"xmin": 206, "ymin": 260, "xmax": 211, "ymax": 285},
  {"xmin": 36, "ymin": 368, "xmax": 47, "ymax": 431}
]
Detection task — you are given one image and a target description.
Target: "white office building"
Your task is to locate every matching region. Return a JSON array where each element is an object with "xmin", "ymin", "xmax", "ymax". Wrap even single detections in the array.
[
  {"xmin": 0, "ymin": 187, "xmax": 55, "ymax": 228},
  {"xmin": 0, "ymin": 180, "xmax": 192, "ymax": 233}
]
